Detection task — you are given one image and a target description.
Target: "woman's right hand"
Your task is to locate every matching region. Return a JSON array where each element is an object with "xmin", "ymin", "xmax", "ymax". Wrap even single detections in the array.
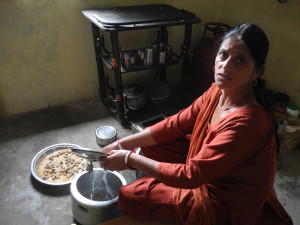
[{"xmin": 100, "ymin": 150, "xmax": 129, "ymax": 171}]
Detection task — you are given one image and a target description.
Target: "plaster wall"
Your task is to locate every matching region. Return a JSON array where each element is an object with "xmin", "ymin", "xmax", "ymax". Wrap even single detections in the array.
[{"xmin": 0, "ymin": 0, "xmax": 299, "ymax": 116}]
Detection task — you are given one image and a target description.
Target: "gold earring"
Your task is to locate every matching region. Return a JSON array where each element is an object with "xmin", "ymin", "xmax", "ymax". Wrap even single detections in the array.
[{"xmin": 252, "ymin": 79, "xmax": 258, "ymax": 87}]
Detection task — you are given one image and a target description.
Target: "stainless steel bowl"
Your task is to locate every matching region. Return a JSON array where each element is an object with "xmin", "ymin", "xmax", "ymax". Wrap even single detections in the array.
[
  {"xmin": 31, "ymin": 143, "xmax": 83, "ymax": 186},
  {"xmin": 95, "ymin": 126, "xmax": 117, "ymax": 146}
]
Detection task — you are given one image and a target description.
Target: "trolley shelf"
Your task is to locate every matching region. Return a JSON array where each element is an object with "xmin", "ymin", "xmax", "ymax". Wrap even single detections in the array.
[{"xmin": 102, "ymin": 54, "xmax": 181, "ymax": 73}]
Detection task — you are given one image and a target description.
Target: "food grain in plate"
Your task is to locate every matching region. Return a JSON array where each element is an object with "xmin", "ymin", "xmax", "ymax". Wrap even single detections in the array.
[{"xmin": 38, "ymin": 149, "xmax": 87, "ymax": 183}]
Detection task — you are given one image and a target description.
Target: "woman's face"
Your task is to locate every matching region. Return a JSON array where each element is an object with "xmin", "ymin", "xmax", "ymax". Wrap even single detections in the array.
[{"xmin": 214, "ymin": 37, "xmax": 259, "ymax": 91}]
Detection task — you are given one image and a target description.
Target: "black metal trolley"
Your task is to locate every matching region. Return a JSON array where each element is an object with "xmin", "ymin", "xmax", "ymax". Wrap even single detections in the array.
[{"xmin": 82, "ymin": 4, "xmax": 201, "ymax": 125}]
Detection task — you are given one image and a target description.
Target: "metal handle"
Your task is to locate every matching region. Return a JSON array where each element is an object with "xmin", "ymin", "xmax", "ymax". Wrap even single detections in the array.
[{"xmin": 78, "ymin": 205, "xmax": 89, "ymax": 213}]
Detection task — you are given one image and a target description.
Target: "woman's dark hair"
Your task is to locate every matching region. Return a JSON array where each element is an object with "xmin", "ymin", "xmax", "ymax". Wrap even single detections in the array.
[
  {"xmin": 220, "ymin": 23, "xmax": 270, "ymax": 108},
  {"xmin": 221, "ymin": 23, "xmax": 269, "ymax": 69}
]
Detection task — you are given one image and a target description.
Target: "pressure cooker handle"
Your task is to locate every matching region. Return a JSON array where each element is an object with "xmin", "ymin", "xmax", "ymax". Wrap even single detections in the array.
[{"xmin": 78, "ymin": 205, "xmax": 89, "ymax": 213}]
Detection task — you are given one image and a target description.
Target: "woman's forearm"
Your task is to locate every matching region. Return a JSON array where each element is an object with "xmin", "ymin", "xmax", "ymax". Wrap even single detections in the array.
[
  {"xmin": 128, "ymin": 153, "xmax": 160, "ymax": 179},
  {"xmin": 102, "ymin": 128, "xmax": 158, "ymax": 153},
  {"xmin": 118, "ymin": 128, "xmax": 158, "ymax": 150}
]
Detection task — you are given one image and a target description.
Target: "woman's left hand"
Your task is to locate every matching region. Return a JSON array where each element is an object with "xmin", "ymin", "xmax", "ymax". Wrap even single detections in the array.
[
  {"xmin": 102, "ymin": 141, "xmax": 119, "ymax": 153},
  {"xmin": 99, "ymin": 150, "xmax": 128, "ymax": 171}
]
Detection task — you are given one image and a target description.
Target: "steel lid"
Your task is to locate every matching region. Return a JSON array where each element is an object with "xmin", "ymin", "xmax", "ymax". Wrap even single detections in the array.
[{"xmin": 96, "ymin": 126, "xmax": 117, "ymax": 139}]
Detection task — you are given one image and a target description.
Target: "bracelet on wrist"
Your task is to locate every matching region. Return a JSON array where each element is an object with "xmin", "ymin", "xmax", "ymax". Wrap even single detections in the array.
[
  {"xmin": 117, "ymin": 139, "xmax": 123, "ymax": 149},
  {"xmin": 125, "ymin": 150, "xmax": 135, "ymax": 169}
]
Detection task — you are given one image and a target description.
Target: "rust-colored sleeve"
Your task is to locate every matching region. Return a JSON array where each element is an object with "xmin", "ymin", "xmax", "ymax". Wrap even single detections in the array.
[{"xmin": 157, "ymin": 107, "xmax": 276, "ymax": 189}]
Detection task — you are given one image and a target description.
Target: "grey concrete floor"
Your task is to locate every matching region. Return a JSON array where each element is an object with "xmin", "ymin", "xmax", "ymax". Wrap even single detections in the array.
[{"xmin": 0, "ymin": 98, "xmax": 299, "ymax": 225}]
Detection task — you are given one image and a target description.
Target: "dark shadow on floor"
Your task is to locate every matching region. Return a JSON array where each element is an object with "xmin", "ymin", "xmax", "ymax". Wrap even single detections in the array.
[
  {"xmin": 30, "ymin": 175, "xmax": 71, "ymax": 196},
  {"xmin": 0, "ymin": 99, "xmax": 113, "ymax": 142}
]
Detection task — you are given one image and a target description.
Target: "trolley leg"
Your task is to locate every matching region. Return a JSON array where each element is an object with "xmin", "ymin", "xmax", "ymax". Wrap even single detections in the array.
[
  {"xmin": 110, "ymin": 31, "xmax": 126, "ymax": 125},
  {"xmin": 91, "ymin": 23, "xmax": 107, "ymax": 102},
  {"xmin": 158, "ymin": 27, "xmax": 168, "ymax": 81},
  {"xmin": 182, "ymin": 24, "xmax": 192, "ymax": 85}
]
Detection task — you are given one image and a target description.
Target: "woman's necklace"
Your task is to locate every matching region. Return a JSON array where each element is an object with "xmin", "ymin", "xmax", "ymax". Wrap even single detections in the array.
[{"xmin": 218, "ymin": 95, "xmax": 237, "ymax": 111}]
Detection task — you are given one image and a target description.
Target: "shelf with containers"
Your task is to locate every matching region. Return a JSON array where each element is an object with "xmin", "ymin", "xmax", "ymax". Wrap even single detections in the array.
[
  {"xmin": 100, "ymin": 47, "xmax": 181, "ymax": 73},
  {"xmin": 82, "ymin": 4, "xmax": 201, "ymax": 125}
]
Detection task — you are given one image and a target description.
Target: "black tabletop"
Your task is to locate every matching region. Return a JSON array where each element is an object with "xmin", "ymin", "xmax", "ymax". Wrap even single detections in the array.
[{"xmin": 82, "ymin": 4, "xmax": 201, "ymax": 31}]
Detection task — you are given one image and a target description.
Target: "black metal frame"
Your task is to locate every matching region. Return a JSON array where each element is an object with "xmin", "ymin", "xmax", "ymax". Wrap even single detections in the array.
[{"xmin": 83, "ymin": 6, "xmax": 200, "ymax": 125}]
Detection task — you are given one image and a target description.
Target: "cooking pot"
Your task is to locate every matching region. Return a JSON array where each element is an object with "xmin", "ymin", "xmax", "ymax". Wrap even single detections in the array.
[
  {"xmin": 144, "ymin": 80, "xmax": 171, "ymax": 103},
  {"xmin": 70, "ymin": 168, "xmax": 127, "ymax": 225},
  {"xmin": 123, "ymin": 84, "xmax": 148, "ymax": 110}
]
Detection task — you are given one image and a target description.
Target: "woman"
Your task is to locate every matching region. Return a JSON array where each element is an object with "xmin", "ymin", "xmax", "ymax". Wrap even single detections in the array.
[{"xmin": 101, "ymin": 23, "xmax": 293, "ymax": 225}]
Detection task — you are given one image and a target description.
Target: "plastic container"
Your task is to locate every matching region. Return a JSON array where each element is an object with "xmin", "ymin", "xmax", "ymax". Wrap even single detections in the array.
[{"xmin": 286, "ymin": 105, "xmax": 299, "ymax": 121}]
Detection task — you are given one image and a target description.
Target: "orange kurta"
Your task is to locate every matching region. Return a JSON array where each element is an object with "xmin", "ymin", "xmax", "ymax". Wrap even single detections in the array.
[{"xmin": 118, "ymin": 83, "xmax": 293, "ymax": 225}]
